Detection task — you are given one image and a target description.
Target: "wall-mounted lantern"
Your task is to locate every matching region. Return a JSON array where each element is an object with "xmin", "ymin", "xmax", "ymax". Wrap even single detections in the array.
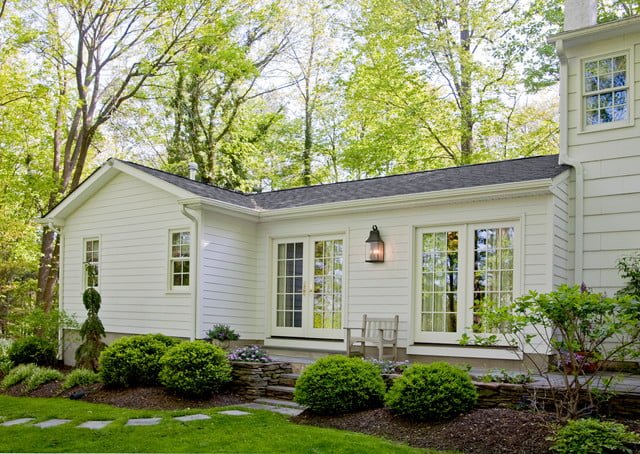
[{"xmin": 365, "ymin": 225, "xmax": 384, "ymax": 263}]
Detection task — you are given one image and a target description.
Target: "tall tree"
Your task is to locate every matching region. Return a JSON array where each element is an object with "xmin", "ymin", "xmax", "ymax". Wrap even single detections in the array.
[{"xmin": 34, "ymin": 0, "xmax": 213, "ymax": 311}]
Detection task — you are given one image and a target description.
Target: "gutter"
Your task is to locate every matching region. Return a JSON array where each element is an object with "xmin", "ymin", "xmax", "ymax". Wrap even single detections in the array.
[
  {"xmin": 180, "ymin": 205, "xmax": 200, "ymax": 341},
  {"xmin": 555, "ymin": 39, "xmax": 585, "ymax": 284}
]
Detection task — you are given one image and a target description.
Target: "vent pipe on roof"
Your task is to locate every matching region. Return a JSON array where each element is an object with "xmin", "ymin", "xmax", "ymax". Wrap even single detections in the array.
[
  {"xmin": 188, "ymin": 162, "xmax": 198, "ymax": 181},
  {"xmin": 564, "ymin": 0, "xmax": 597, "ymax": 31}
]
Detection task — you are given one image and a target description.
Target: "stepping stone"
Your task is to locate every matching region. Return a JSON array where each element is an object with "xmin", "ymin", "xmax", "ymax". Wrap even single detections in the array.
[
  {"xmin": 77, "ymin": 420, "xmax": 113, "ymax": 430},
  {"xmin": 238, "ymin": 402, "xmax": 304, "ymax": 416},
  {"xmin": 174, "ymin": 414, "xmax": 211, "ymax": 422},
  {"xmin": 33, "ymin": 419, "xmax": 72, "ymax": 429},
  {"xmin": 218, "ymin": 410, "xmax": 252, "ymax": 416},
  {"xmin": 254, "ymin": 398, "xmax": 305, "ymax": 409},
  {"xmin": 125, "ymin": 417, "xmax": 161, "ymax": 426},
  {"xmin": 1, "ymin": 418, "xmax": 35, "ymax": 427}
]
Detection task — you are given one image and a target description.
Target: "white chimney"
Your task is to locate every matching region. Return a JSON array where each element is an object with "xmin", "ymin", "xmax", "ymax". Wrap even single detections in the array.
[
  {"xmin": 564, "ymin": 0, "xmax": 597, "ymax": 31},
  {"xmin": 188, "ymin": 162, "xmax": 198, "ymax": 181}
]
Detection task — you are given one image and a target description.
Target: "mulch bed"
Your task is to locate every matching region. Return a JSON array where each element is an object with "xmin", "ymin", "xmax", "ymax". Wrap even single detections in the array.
[{"xmin": 3, "ymin": 381, "xmax": 640, "ymax": 453}]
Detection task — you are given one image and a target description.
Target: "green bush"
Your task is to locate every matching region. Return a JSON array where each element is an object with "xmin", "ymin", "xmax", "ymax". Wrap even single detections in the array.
[
  {"xmin": 99, "ymin": 334, "xmax": 178, "ymax": 387},
  {"xmin": 24, "ymin": 367, "xmax": 63, "ymax": 393},
  {"xmin": 0, "ymin": 358, "xmax": 13, "ymax": 376},
  {"xmin": 1, "ymin": 363, "xmax": 37, "ymax": 389},
  {"xmin": 8, "ymin": 336, "xmax": 56, "ymax": 366},
  {"xmin": 75, "ymin": 286, "xmax": 107, "ymax": 370},
  {"xmin": 550, "ymin": 418, "xmax": 640, "ymax": 454},
  {"xmin": 385, "ymin": 362, "xmax": 477, "ymax": 421},
  {"xmin": 294, "ymin": 355, "xmax": 386, "ymax": 415},
  {"xmin": 159, "ymin": 341, "xmax": 232, "ymax": 397},
  {"xmin": 63, "ymin": 368, "xmax": 101, "ymax": 390}
]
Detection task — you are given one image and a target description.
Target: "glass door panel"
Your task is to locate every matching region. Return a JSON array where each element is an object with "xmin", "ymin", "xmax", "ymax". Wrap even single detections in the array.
[
  {"xmin": 311, "ymin": 239, "xmax": 343, "ymax": 334},
  {"xmin": 275, "ymin": 242, "xmax": 303, "ymax": 330}
]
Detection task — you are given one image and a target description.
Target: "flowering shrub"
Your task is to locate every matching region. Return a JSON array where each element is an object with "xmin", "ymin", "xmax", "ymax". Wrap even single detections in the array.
[
  {"xmin": 228, "ymin": 345, "xmax": 271, "ymax": 362},
  {"xmin": 365, "ymin": 358, "xmax": 410, "ymax": 374},
  {"xmin": 205, "ymin": 324, "xmax": 240, "ymax": 342}
]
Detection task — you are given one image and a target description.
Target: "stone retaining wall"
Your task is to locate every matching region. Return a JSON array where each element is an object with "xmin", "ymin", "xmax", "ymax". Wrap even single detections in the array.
[{"xmin": 230, "ymin": 361, "xmax": 293, "ymax": 399}]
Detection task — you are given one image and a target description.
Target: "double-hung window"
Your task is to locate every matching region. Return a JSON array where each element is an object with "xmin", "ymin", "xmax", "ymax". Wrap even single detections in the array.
[
  {"xmin": 169, "ymin": 230, "xmax": 190, "ymax": 290},
  {"xmin": 415, "ymin": 223, "xmax": 517, "ymax": 343},
  {"xmin": 84, "ymin": 238, "xmax": 99, "ymax": 288},
  {"xmin": 583, "ymin": 53, "xmax": 629, "ymax": 127}
]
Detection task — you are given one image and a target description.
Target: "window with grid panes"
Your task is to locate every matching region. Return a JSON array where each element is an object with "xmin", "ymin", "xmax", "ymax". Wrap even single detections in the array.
[
  {"xmin": 170, "ymin": 231, "xmax": 190, "ymax": 289},
  {"xmin": 584, "ymin": 54, "xmax": 628, "ymax": 126},
  {"xmin": 84, "ymin": 238, "xmax": 99, "ymax": 288}
]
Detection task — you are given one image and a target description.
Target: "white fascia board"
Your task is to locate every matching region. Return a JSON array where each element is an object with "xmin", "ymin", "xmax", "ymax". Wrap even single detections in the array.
[
  {"xmin": 255, "ymin": 179, "xmax": 556, "ymax": 222},
  {"xmin": 178, "ymin": 197, "xmax": 259, "ymax": 221},
  {"xmin": 548, "ymin": 16, "xmax": 640, "ymax": 47}
]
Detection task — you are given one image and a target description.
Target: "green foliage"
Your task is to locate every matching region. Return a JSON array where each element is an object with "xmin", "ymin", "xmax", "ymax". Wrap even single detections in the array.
[
  {"xmin": 294, "ymin": 355, "xmax": 386, "ymax": 415},
  {"xmin": 0, "ymin": 339, "xmax": 13, "ymax": 376},
  {"xmin": 616, "ymin": 251, "xmax": 640, "ymax": 299},
  {"xmin": 1, "ymin": 363, "xmax": 37, "ymax": 389},
  {"xmin": 23, "ymin": 367, "xmax": 63, "ymax": 393},
  {"xmin": 550, "ymin": 418, "xmax": 640, "ymax": 454},
  {"xmin": 8, "ymin": 336, "xmax": 55, "ymax": 366},
  {"xmin": 385, "ymin": 362, "xmax": 478, "ymax": 421},
  {"xmin": 75, "ymin": 287, "xmax": 106, "ymax": 370},
  {"xmin": 4, "ymin": 307, "xmax": 77, "ymax": 352},
  {"xmin": 62, "ymin": 368, "xmax": 101, "ymax": 390},
  {"xmin": 472, "ymin": 285, "xmax": 640, "ymax": 419},
  {"xmin": 159, "ymin": 341, "xmax": 232, "ymax": 397},
  {"xmin": 99, "ymin": 334, "xmax": 179, "ymax": 388},
  {"xmin": 205, "ymin": 324, "xmax": 239, "ymax": 342}
]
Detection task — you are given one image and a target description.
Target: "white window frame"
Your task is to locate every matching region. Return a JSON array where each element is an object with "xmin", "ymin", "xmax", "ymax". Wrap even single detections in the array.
[
  {"xmin": 581, "ymin": 50, "xmax": 633, "ymax": 132},
  {"xmin": 414, "ymin": 221, "xmax": 520, "ymax": 344},
  {"xmin": 168, "ymin": 229, "xmax": 191, "ymax": 292},
  {"xmin": 83, "ymin": 237, "xmax": 100, "ymax": 289}
]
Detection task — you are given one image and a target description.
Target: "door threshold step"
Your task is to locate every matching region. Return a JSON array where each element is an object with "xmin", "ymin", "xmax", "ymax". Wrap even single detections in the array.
[{"xmin": 254, "ymin": 398, "xmax": 303, "ymax": 409}]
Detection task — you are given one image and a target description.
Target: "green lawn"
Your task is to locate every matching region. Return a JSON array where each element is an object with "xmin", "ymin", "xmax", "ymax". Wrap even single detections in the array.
[{"xmin": 0, "ymin": 396, "xmax": 436, "ymax": 453}]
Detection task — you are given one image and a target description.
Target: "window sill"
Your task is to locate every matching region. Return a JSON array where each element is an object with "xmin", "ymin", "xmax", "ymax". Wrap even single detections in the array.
[
  {"xmin": 165, "ymin": 289, "xmax": 191, "ymax": 295},
  {"xmin": 578, "ymin": 119, "xmax": 634, "ymax": 134},
  {"xmin": 407, "ymin": 343, "xmax": 523, "ymax": 360}
]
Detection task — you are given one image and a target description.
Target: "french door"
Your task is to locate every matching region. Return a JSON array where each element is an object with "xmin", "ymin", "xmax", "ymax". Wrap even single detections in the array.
[{"xmin": 271, "ymin": 236, "xmax": 344, "ymax": 339}]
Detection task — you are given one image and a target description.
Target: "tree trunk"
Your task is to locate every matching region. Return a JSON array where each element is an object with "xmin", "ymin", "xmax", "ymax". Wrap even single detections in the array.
[
  {"xmin": 36, "ymin": 227, "xmax": 59, "ymax": 312},
  {"xmin": 459, "ymin": 1, "xmax": 473, "ymax": 165},
  {"xmin": 303, "ymin": 102, "xmax": 312, "ymax": 185}
]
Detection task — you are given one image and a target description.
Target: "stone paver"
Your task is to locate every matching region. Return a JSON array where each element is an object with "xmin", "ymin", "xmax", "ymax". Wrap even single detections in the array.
[
  {"xmin": 218, "ymin": 410, "xmax": 252, "ymax": 416},
  {"xmin": 238, "ymin": 402, "xmax": 304, "ymax": 416},
  {"xmin": 254, "ymin": 398, "xmax": 305, "ymax": 409},
  {"xmin": 1, "ymin": 418, "xmax": 35, "ymax": 427},
  {"xmin": 33, "ymin": 419, "xmax": 72, "ymax": 429},
  {"xmin": 125, "ymin": 417, "xmax": 162, "ymax": 426},
  {"xmin": 77, "ymin": 420, "xmax": 113, "ymax": 430},
  {"xmin": 174, "ymin": 414, "xmax": 211, "ymax": 422}
]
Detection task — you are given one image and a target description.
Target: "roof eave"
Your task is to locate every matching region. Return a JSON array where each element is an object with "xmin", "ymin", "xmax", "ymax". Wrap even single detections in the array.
[{"xmin": 548, "ymin": 15, "xmax": 640, "ymax": 47}]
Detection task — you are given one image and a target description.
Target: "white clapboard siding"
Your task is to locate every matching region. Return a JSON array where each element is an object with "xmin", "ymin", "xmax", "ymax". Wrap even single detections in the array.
[
  {"xmin": 563, "ymin": 35, "xmax": 640, "ymax": 294},
  {"xmin": 199, "ymin": 211, "xmax": 259, "ymax": 339},
  {"xmin": 61, "ymin": 172, "xmax": 194, "ymax": 338}
]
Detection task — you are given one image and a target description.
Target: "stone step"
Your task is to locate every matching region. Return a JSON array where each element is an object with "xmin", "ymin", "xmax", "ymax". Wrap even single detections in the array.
[
  {"xmin": 254, "ymin": 398, "xmax": 304, "ymax": 409},
  {"xmin": 237, "ymin": 402, "xmax": 304, "ymax": 416},
  {"xmin": 266, "ymin": 384, "xmax": 295, "ymax": 400},
  {"xmin": 278, "ymin": 373, "xmax": 300, "ymax": 387}
]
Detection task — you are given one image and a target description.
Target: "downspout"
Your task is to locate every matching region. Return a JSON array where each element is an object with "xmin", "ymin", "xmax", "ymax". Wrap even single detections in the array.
[
  {"xmin": 556, "ymin": 39, "xmax": 585, "ymax": 284},
  {"xmin": 180, "ymin": 205, "xmax": 200, "ymax": 340}
]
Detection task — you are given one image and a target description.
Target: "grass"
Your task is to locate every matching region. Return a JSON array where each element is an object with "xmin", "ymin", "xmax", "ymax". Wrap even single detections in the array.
[{"xmin": 0, "ymin": 395, "xmax": 439, "ymax": 453}]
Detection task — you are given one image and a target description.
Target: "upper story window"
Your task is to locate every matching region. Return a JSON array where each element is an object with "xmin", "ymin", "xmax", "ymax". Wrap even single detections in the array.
[
  {"xmin": 170, "ymin": 230, "xmax": 190, "ymax": 289},
  {"xmin": 84, "ymin": 238, "xmax": 99, "ymax": 288},
  {"xmin": 584, "ymin": 54, "xmax": 628, "ymax": 127}
]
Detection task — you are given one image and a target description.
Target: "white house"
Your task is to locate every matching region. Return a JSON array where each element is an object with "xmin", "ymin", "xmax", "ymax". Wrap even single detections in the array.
[{"xmin": 42, "ymin": 6, "xmax": 640, "ymax": 368}]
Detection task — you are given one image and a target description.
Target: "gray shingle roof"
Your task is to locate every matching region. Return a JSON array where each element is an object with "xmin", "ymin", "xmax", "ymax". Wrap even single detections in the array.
[{"xmin": 123, "ymin": 154, "xmax": 569, "ymax": 211}]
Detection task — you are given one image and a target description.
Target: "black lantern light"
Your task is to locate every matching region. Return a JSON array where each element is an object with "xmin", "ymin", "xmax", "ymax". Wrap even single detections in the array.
[{"xmin": 365, "ymin": 225, "xmax": 384, "ymax": 263}]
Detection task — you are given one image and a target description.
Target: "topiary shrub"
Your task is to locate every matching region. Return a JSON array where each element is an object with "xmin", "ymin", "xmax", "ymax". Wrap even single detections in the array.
[
  {"xmin": 159, "ymin": 341, "xmax": 232, "ymax": 397},
  {"xmin": 8, "ymin": 336, "xmax": 56, "ymax": 366},
  {"xmin": 75, "ymin": 286, "xmax": 107, "ymax": 371},
  {"xmin": 63, "ymin": 368, "xmax": 101, "ymax": 390},
  {"xmin": 99, "ymin": 334, "xmax": 179, "ymax": 387},
  {"xmin": 294, "ymin": 355, "xmax": 386, "ymax": 415},
  {"xmin": 550, "ymin": 418, "xmax": 640, "ymax": 454},
  {"xmin": 385, "ymin": 362, "xmax": 478, "ymax": 421}
]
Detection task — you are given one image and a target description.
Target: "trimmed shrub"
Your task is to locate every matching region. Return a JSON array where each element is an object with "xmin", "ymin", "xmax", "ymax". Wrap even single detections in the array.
[
  {"xmin": 294, "ymin": 355, "xmax": 386, "ymax": 415},
  {"xmin": 550, "ymin": 418, "xmax": 639, "ymax": 454},
  {"xmin": 24, "ymin": 367, "xmax": 63, "ymax": 392},
  {"xmin": 8, "ymin": 336, "xmax": 56, "ymax": 366},
  {"xmin": 75, "ymin": 286, "xmax": 107, "ymax": 370},
  {"xmin": 385, "ymin": 362, "xmax": 477, "ymax": 421},
  {"xmin": 1, "ymin": 363, "xmax": 37, "ymax": 389},
  {"xmin": 63, "ymin": 368, "xmax": 101, "ymax": 390},
  {"xmin": 159, "ymin": 341, "xmax": 232, "ymax": 397},
  {"xmin": 99, "ymin": 334, "xmax": 179, "ymax": 387}
]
